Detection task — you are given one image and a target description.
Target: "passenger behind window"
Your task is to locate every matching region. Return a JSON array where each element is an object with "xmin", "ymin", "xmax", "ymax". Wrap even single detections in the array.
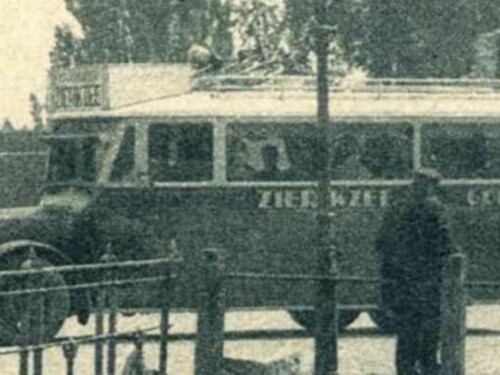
[
  {"xmin": 333, "ymin": 134, "xmax": 372, "ymax": 179},
  {"xmin": 255, "ymin": 144, "xmax": 290, "ymax": 181},
  {"xmin": 228, "ymin": 140, "xmax": 256, "ymax": 181}
]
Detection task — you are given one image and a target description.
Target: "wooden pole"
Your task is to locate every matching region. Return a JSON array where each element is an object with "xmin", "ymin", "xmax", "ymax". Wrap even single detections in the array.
[
  {"xmin": 314, "ymin": 0, "xmax": 338, "ymax": 374},
  {"xmin": 441, "ymin": 253, "xmax": 466, "ymax": 375},
  {"xmin": 194, "ymin": 249, "xmax": 226, "ymax": 375}
]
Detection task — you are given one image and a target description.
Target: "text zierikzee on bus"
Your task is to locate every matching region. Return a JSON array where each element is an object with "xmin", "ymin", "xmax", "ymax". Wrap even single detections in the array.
[{"xmin": 257, "ymin": 188, "xmax": 390, "ymax": 209}]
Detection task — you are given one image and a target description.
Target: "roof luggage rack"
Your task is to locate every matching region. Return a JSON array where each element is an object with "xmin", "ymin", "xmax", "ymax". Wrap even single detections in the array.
[{"xmin": 193, "ymin": 75, "xmax": 500, "ymax": 94}]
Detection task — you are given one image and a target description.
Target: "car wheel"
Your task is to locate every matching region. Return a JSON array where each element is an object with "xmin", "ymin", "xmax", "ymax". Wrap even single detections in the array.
[
  {"xmin": 288, "ymin": 308, "xmax": 360, "ymax": 333},
  {"xmin": 0, "ymin": 246, "xmax": 70, "ymax": 346}
]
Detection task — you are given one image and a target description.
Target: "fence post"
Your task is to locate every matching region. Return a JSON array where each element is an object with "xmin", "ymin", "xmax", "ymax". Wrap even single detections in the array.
[
  {"xmin": 62, "ymin": 340, "xmax": 78, "ymax": 375},
  {"xmin": 314, "ymin": 248, "xmax": 338, "ymax": 375},
  {"xmin": 194, "ymin": 248, "xmax": 226, "ymax": 375},
  {"xmin": 19, "ymin": 248, "xmax": 38, "ymax": 375},
  {"xmin": 102, "ymin": 244, "xmax": 118, "ymax": 375},
  {"xmin": 441, "ymin": 253, "xmax": 467, "ymax": 375},
  {"xmin": 33, "ymin": 287, "xmax": 45, "ymax": 375},
  {"xmin": 132, "ymin": 331, "xmax": 145, "ymax": 375},
  {"xmin": 94, "ymin": 248, "xmax": 108, "ymax": 375},
  {"xmin": 158, "ymin": 239, "xmax": 177, "ymax": 375}
]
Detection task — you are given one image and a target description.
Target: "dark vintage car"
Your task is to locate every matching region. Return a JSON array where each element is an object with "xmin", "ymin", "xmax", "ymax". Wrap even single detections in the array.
[{"xmin": 2, "ymin": 65, "xmax": 500, "ymax": 343}]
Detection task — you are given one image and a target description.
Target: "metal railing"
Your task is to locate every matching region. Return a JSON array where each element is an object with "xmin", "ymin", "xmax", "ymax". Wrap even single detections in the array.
[
  {"xmin": 0, "ymin": 245, "xmax": 496, "ymax": 375},
  {"xmin": 0, "ymin": 247, "xmax": 178, "ymax": 375}
]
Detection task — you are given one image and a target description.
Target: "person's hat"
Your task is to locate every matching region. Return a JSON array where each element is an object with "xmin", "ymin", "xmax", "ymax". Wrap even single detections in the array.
[{"xmin": 413, "ymin": 168, "xmax": 442, "ymax": 184}]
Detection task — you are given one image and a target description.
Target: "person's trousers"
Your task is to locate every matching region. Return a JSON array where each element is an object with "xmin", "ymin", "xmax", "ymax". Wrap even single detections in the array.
[{"xmin": 396, "ymin": 311, "xmax": 440, "ymax": 375}]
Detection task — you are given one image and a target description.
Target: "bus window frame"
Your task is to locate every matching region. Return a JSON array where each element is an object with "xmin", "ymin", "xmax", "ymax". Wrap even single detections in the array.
[
  {"xmin": 225, "ymin": 121, "xmax": 416, "ymax": 184},
  {"xmin": 421, "ymin": 122, "xmax": 500, "ymax": 180},
  {"xmin": 147, "ymin": 121, "xmax": 216, "ymax": 186}
]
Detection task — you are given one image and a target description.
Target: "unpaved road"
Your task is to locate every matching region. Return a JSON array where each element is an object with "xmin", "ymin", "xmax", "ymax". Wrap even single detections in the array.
[{"xmin": 1, "ymin": 306, "xmax": 500, "ymax": 374}]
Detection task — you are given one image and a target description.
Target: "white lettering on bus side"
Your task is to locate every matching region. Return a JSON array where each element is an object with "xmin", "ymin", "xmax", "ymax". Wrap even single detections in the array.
[
  {"xmin": 285, "ymin": 190, "xmax": 301, "ymax": 209},
  {"xmin": 257, "ymin": 189, "xmax": 390, "ymax": 209},
  {"xmin": 330, "ymin": 191, "xmax": 347, "ymax": 207},
  {"xmin": 349, "ymin": 190, "xmax": 362, "ymax": 207},
  {"xmin": 301, "ymin": 189, "xmax": 318, "ymax": 209},
  {"xmin": 258, "ymin": 190, "xmax": 273, "ymax": 209},
  {"xmin": 467, "ymin": 189, "xmax": 500, "ymax": 207}
]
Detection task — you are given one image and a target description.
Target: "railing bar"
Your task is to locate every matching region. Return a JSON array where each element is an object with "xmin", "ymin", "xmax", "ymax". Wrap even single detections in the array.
[
  {"xmin": 226, "ymin": 272, "xmax": 381, "ymax": 283},
  {"xmin": 0, "ymin": 325, "xmax": 161, "ymax": 357},
  {"xmin": 466, "ymin": 281, "xmax": 500, "ymax": 288},
  {"xmin": 0, "ymin": 275, "xmax": 169, "ymax": 297},
  {"xmin": 0, "ymin": 258, "xmax": 180, "ymax": 278}
]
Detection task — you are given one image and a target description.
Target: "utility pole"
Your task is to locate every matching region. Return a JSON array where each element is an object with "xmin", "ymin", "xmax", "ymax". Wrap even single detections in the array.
[{"xmin": 314, "ymin": 0, "xmax": 338, "ymax": 374}]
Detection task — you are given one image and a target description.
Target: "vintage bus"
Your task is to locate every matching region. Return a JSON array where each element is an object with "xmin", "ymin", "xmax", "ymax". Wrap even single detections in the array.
[{"xmin": 1, "ymin": 64, "xmax": 500, "ymax": 343}]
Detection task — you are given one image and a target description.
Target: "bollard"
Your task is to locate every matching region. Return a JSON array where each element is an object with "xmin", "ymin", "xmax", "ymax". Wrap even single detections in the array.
[
  {"xmin": 103, "ymin": 244, "xmax": 118, "ymax": 375},
  {"xmin": 194, "ymin": 248, "xmax": 226, "ymax": 375},
  {"xmin": 441, "ymin": 253, "xmax": 467, "ymax": 375},
  {"xmin": 314, "ymin": 247, "xmax": 339, "ymax": 375},
  {"xmin": 62, "ymin": 340, "xmax": 78, "ymax": 375}
]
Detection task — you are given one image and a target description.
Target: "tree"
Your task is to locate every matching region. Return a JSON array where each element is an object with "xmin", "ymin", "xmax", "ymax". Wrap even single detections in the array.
[
  {"xmin": 2, "ymin": 119, "xmax": 14, "ymax": 133},
  {"xmin": 284, "ymin": 0, "xmax": 370, "ymax": 72},
  {"xmin": 365, "ymin": 0, "xmax": 476, "ymax": 77},
  {"xmin": 56, "ymin": 0, "xmax": 234, "ymax": 65},
  {"xmin": 50, "ymin": 24, "xmax": 85, "ymax": 68},
  {"xmin": 29, "ymin": 93, "xmax": 45, "ymax": 132}
]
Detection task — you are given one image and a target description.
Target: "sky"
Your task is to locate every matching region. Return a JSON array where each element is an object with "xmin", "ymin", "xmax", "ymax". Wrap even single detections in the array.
[{"xmin": 0, "ymin": 0, "xmax": 80, "ymax": 127}]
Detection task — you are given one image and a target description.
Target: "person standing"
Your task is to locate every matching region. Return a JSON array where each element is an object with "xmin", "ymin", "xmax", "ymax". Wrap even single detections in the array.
[{"xmin": 376, "ymin": 169, "xmax": 452, "ymax": 375}]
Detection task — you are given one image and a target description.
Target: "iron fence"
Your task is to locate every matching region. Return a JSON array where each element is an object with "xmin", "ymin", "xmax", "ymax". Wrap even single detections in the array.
[{"xmin": 0, "ymin": 246, "xmax": 178, "ymax": 375}]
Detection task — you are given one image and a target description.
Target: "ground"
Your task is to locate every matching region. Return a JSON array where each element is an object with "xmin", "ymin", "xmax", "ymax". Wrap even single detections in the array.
[{"xmin": 0, "ymin": 306, "xmax": 499, "ymax": 374}]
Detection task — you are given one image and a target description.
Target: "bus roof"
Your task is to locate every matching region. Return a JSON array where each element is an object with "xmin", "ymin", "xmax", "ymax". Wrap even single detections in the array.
[
  {"xmin": 46, "ymin": 65, "xmax": 500, "ymax": 122},
  {"xmin": 48, "ymin": 90, "xmax": 500, "ymax": 122}
]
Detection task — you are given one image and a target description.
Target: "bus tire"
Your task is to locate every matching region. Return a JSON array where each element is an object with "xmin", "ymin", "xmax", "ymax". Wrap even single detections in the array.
[
  {"xmin": 288, "ymin": 308, "xmax": 360, "ymax": 333},
  {"xmin": 0, "ymin": 246, "xmax": 70, "ymax": 346},
  {"xmin": 368, "ymin": 309, "xmax": 397, "ymax": 333}
]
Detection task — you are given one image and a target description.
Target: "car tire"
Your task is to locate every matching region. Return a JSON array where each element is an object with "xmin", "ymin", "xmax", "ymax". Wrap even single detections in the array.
[{"xmin": 288, "ymin": 308, "xmax": 360, "ymax": 333}]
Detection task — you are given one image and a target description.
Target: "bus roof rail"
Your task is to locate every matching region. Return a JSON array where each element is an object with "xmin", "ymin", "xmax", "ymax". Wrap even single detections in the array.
[{"xmin": 192, "ymin": 75, "xmax": 500, "ymax": 94}]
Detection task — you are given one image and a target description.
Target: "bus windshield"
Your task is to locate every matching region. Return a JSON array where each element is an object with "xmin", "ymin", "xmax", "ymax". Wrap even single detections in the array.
[
  {"xmin": 47, "ymin": 135, "xmax": 99, "ymax": 184},
  {"xmin": 226, "ymin": 123, "xmax": 413, "ymax": 181}
]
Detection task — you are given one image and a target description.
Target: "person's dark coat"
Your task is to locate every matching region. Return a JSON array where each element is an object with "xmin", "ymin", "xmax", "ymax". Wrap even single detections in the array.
[{"xmin": 377, "ymin": 195, "xmax": 452, "ymax": 316}]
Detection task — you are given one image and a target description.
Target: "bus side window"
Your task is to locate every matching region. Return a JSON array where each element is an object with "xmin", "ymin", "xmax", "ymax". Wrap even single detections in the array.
[
  {"xmin": 333, "ymin": 125, "xmax": 412, "ymax": 179},
  {"xmin": 422, "ymin": 125, "xmax": 493, "ymax": 178},
  {"xmin": 149, "ymin": 124, "xmax": 213, "ymax": 181},
  {"xmin": 226, "ymin": 124, "xmax": 317, "ymax": 181}
]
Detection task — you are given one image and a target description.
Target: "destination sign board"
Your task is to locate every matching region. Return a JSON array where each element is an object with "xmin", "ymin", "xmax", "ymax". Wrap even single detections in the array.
[
  {"xmin": 53, "ymin": 85, "xmax": 102, "ymax": 110},
  {"xmin": 47, "ymin": 64, "xmax": 192, "ymax": 115}
]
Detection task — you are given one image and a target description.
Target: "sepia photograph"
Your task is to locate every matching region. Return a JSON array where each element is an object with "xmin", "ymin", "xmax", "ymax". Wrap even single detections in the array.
[{"xmin": 1, "ymin": 0, "xmax": 500, "ymax": 374}]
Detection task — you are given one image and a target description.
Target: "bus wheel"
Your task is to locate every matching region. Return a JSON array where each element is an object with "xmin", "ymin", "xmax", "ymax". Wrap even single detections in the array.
[
  {"xmin": 368, "ymin": 309, "xmax": 397, "ymax": 333},
  {"xmin": 288, "ymin": 308, "xmax": 360, "ymax": 333},
  {"xmin": 0, "ymin": 248, "xmax": 70, "ymax": 346}
]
